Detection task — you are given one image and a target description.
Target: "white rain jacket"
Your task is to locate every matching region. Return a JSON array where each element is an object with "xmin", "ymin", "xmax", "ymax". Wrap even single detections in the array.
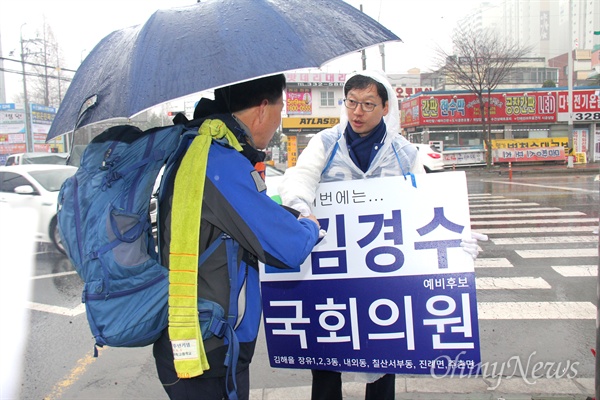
[{"xmin": 279, "ymin": 69, "xmax": 425, "ymax": 216}]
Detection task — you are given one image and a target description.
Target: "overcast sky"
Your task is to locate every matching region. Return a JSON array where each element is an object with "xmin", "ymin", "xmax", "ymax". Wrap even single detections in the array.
[{"xmin": 0, "ymin": 0, "xmax": 487, "ymax": 102}]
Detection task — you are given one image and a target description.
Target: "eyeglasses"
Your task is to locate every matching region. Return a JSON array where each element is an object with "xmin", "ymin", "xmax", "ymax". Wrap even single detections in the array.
[{"xmin": 343, "ymin": 98, "xmax": 379, "ymax": 112}]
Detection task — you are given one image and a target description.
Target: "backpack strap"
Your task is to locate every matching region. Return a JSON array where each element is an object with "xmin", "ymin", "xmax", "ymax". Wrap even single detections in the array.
[{"xmin": 168, "ymin": 119, "xmax": 243, "ymax": 380}]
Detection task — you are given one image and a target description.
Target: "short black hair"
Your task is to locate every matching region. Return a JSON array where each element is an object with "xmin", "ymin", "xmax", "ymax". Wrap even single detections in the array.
[
  {"xmin": 344, "ymin": 74, "xmax": 388, "ymax": 106},
  {"xmin": 215, "ymin": 74, "xmax": 286, "ymax": 113}
]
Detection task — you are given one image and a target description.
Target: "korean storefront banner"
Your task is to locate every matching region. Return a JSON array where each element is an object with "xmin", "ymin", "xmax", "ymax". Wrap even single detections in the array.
[
  {"xmin": 401, "ymin": 92, "xmax": 557, "ymax": 127},
  {"xmin": 260, "ymin": 171, "xmax": 481, "ymax": 376},
  {"xmin": 286, "ymin": 88, "xmax": 313, "ymax": 115}
]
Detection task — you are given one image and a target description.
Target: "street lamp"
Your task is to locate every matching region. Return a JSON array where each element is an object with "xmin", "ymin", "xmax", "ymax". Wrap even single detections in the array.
[{"xmin": 20, "ymin": 23, "xmax": 33, "ymax": 153}]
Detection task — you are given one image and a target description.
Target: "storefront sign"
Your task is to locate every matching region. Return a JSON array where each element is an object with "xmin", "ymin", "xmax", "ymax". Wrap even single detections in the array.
[
  {"xmin": 282, "ymin": 117, "xmax": 339, "ymax": 129},
  {"xmin": 286, "ymin": 88, "xmax": 313, "ymax": 115},
  {"xmin": 557, "ymin": 89, "xmax": 600, "ymax": 122},
  {"xmin": 492, "ymin": 147, "xmax": 565, "ymax": 162},
  {"xmin": 491, "ymin": 137, "xmax": 569, "ymax": 150},
  {"xmin": 401, "ymin": 92, "xmax": 557, "ymax": 127},
  {"xmin": 285, "ymin": 72, "xmax": 347, "ymax": 87}
]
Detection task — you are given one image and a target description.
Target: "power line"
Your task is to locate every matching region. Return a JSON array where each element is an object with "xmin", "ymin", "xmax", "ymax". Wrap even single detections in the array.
[
  {"xmin": 0, "ymin": 56, "xmax": 78, "ymax": 74},
  {"xmin": 0, "ymin": 67, "xmax": 73, "ymax": 82}
]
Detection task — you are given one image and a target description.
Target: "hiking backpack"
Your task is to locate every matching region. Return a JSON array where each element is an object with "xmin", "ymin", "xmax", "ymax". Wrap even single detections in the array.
[{"xmin": 57, "ymin": 124, "xmax": 183, "ymax": 350}]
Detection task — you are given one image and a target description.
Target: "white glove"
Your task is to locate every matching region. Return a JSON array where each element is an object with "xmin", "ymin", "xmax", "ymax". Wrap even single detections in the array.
[
  {"xmin": 318, "ymin": 229, "xmax": 327, "ymax": 239},
  {"xmin": 460, "ymin": 231, "xmax": 488, "ymax": 260}
]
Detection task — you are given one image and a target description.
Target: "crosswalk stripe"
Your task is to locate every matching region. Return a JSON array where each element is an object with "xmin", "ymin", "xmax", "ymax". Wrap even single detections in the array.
[
  {"xmin": 469, "ymin": 202, "xmax": 540, "ymax": 208},
  {"xmin": 492, "ymin": 236, "xmax": 599, "ymax": 245},
  {"xmin": 469, "ymin": 199, "xmax": 523, "ymax": 203},
  {"xmin": 475, "ymin": 258, "xmax": 514, "ymax": 268},
  {"xmin": 468, "ymin": 195, "xmax": 513, "ymax": 200},
  {"xmin": 477, "ymin": 301, "xmax": 596, "ymax": 319},
  {"xmin": 471, "ymin": 217, "xmax": 599, "ymax": 226},
  {"xmin": 470, "ymin": 207, "xmax": 560, "ymax": 213},
  {"xmin": 475, "ymin": 226, "xmax": 599, "ymax": 234},
  {"xmin": 468, "ymin": 193, "xmax": 493, "ymax": 197},
  {"xmin": 480, "ymin": 180, "xmax": 599, "ymax": 194},
  {"xmin": 476, "ymin": 277, "xmax": 550, "ymax": 289},
  {"xmin": 471, "ymin": 211, "xmax": 585, "ymax": 219},
  {"xmin": 551, "ymin": 265, "xmax": 598, "ymax": 277},
  {"xmin": 516, "ymin": 248, "xmax": 598, "ymax": 258}
]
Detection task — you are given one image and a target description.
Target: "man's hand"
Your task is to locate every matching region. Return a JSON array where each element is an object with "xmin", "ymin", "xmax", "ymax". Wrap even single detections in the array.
[{"xmin": 299, "ymin": 214, "xmax": 327, "ymax": 239}]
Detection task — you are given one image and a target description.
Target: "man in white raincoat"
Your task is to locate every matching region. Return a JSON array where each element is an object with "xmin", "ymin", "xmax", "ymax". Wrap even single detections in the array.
[{"xmin": 278, "ymin": 70, "xmax": 485, "ymax": 400}]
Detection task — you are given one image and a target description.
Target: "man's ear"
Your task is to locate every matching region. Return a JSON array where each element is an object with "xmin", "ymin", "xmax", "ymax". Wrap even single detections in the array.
[{"xmin": 257, "ymin": 99, "xmax": 270, "ymax": 122}]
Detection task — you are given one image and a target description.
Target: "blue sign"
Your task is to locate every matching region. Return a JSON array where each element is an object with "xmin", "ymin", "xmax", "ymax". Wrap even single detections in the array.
[{"xmin": 260, "ymin": 172, "xmax": 481, "ymax": 375}]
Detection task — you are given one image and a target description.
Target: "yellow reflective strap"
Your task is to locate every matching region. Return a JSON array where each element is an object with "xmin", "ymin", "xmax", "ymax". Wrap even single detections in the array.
[{"xmin": 168, "ymin": 120, "xmax": 242, "ymax": 379}]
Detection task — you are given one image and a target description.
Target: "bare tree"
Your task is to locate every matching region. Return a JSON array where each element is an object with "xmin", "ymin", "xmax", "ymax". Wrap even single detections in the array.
[
  {"xmin": 435, "ymin": 27, "xmax": 532, "ymax": 167},
  {"xmin": 22, "ymin": 18, "xmax": 74, "ymax": 108}
]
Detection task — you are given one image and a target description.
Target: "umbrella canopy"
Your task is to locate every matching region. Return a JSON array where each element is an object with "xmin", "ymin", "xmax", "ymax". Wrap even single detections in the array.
[{"xmin": 47, "ymin": 0, "xmax": 401, "ymax": 140}]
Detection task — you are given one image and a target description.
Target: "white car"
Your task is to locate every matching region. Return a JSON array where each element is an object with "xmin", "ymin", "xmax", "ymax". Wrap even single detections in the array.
[
  {"xmin": 413, "ymin": 143, "xmax": 445, "ymax": 173},
  {"xmin": 0, "ymin": 164, "xmax": 77, "ymax": 253}
]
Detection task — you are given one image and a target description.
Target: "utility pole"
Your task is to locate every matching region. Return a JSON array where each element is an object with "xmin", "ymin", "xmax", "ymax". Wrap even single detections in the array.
[
  {"xmin": 360, "ymin": 4, "xmax": 366, "ymax": 70},
  {"xmin": 20, "ymin": 23, "xmax": 32, "ymax": 153},
  {"xmin": 566, "ymin": 0, "xmax": 574, "ymax": 168}
]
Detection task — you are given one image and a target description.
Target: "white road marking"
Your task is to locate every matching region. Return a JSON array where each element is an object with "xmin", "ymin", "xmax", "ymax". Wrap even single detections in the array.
[
  {"xmin": 477, "ymin": 301, "xmax": 596, "ymax": 319},
  {"xmin": 551, "ymin": 265, "xmax": 598, "ymax": 277},
  {"xmin": 31, "ymin": 271, "xmax": 78, "ymax": 280},
  {"xmin": 480, "ymin": 179, "xmax": 599, "ymax": 194},
  {"xmin": 26, "ymin": 302, "xmax": 86, "ymax": 317},
  {"xmin": 471, "ymin": 217, "xmax": 599, "ymax": 226},
  {"xmin": 468, "ymin": 195, "xmax": 512, "ymax": 200},
  {"xmin": 476, "ymin": 277, "xmax": 550, "ymax": 289},
  {"xmin": 469, "ymin": 199, "xmax": 523, "ymax": 203},
  {"xmin": 470, "ymin": 207, "xmax": 560, "ymax": 213},
  {"xmin": 476, "ymin": 226, "xmax": 599, "ymax": 234},
  {"xmin": 475, "ymin": 258, "xmax": 514, "ymax": 268},
  {"xmin": 516, "ymin": 248, "xmax": 599, "ymax": 258},
  {"xmin": 492, "ymin": 236, "xmax": 599, "ymax": 245},
  {"xmin": 469, "ymin": 202, "xmax": 540, "ymax": 208},
  {"xmin": 471, "ymin": 211, "xmax": 585, "ymax": 219}
]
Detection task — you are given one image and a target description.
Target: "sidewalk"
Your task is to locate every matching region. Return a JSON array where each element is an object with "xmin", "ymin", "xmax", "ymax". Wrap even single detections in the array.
[{"xmin": 250, "ymin": 375, "xmax": 595, "ymax": 400}]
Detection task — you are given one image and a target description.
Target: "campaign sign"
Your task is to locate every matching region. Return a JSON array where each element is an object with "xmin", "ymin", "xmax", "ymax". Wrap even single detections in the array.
[{"xmin": 260, "ymin": 171, "xmax": 481, "ymax": 375}]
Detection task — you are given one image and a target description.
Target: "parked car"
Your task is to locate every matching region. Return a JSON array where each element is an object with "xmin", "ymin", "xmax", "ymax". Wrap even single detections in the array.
[
  {"xmin": 413, "ymin": 143, "xmax": 445, "ymax": 173},
  {"xmin": 5, "ymin": 152, "xmax": 69, "ymax": 166},
  {"xmin": 0, "ymin": 164, "xmax": 77, "ymax": 253}
]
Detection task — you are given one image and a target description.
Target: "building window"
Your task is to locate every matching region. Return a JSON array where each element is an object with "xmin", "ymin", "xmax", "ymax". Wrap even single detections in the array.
[{"xmin": 321, "ymin": 91, "xmax": 335, "ymax": 107}]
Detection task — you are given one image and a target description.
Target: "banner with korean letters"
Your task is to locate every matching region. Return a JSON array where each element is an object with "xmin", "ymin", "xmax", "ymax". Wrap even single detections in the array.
[{"xmin": 260, "ymin": 171, "xmax": 481, "ymax": 376}]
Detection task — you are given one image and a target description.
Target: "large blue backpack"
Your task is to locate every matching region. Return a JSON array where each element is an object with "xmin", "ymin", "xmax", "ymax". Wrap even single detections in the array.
[{"xmin": 57, "ymin": 124, "xmax": 183, "ymax": 350}]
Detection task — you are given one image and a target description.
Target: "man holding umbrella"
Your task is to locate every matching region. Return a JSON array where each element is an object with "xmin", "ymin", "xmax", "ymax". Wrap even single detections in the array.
[
  {"xmin": 153, "ymin": 74, "xmax": 321, "ymax": 400},
  {"xmin": 277, "ymin": 70, "xmax": 486, "ymax": 400}
]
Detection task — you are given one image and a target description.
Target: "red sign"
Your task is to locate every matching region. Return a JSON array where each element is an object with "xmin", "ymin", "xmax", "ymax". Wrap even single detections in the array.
[
  {"xmin": 401, "ymin": 91, "xmax": 557, "ymax": 127},
  {"xmin": 557, "ymin": 89, "xmax": 600, "ymax": 113}
]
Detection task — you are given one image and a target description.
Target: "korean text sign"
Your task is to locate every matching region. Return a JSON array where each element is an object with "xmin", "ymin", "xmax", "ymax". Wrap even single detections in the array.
[{"xmin": 260, "ymin": 172, "xmax": 481, "ymax": 375}]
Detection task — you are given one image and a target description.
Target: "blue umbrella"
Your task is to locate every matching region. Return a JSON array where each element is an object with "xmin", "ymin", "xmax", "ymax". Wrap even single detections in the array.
[{"xmin": 47, "ymin": 0, "xmax": 401, "ymax": 140}]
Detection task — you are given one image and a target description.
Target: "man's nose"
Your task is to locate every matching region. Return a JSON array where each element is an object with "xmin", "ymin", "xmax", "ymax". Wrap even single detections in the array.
[{"xmin": 352, "ymin": 105, "xmax": 364, "ymax": 115}]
